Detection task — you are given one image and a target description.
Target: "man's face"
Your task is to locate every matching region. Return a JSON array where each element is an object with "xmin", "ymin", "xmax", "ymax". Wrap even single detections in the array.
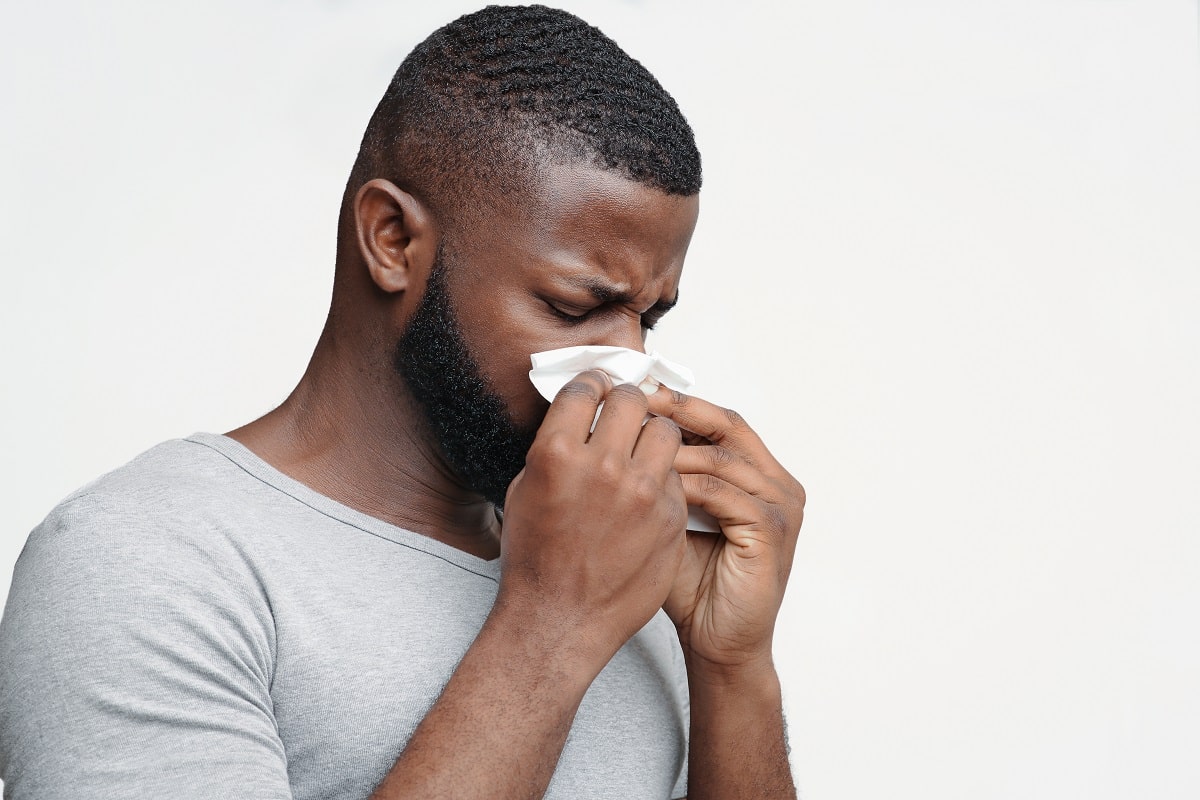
[{"xmin": 395, "ymin": 162, "xmax": 700, "ymax": 506}]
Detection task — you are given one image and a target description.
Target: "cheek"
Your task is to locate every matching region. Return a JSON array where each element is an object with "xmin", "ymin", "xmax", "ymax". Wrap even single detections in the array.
[
  {"xmin": 460, "ymin": 302, "xmax": 556, "ymax": 429},
  {"xmin": 490, "ymin": 348, "xmax": 551, "ymax": 430}
]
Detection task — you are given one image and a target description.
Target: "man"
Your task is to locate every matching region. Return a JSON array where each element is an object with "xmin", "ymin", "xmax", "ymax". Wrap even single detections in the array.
[{"xmin": 0, "ymin": 6, "xmax": 804, "ymax": 799}]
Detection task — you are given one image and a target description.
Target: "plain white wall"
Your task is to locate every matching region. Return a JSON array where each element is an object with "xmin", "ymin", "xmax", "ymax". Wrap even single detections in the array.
[{"xmin": 2, "ymin": 1, "xmax": 1198, "ymax": 797}]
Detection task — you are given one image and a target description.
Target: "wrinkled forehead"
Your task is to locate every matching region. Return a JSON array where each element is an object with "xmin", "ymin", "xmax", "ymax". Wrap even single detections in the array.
[{"xmin": 451, "ymin": 162, "xmax": 699, "ymax": 300}]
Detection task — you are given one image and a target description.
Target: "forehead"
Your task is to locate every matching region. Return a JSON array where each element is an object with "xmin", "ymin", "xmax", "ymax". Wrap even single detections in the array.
[{"xmin": 460, "ymin": 162, "xmax": 700, "ymax": 296}]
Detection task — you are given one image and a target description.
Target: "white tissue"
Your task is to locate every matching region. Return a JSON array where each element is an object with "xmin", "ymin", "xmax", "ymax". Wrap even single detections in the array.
[
  {"xmin": 528, "ymin": 345, "xmax": 721, "ymax": 533},
  {"xmin": 528, "ymin": 345, "xmax": 695, "ymax": 399}
]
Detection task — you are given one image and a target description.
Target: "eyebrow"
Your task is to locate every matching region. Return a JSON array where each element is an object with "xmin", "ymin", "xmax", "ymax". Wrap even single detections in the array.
[{"xmin": 578, "ymin": 278, "xmax": 680, "ymax": 313}]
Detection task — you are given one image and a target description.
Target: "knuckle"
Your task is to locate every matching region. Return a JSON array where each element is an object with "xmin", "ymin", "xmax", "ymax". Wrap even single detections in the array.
[
  {"xmin": 596, "ymin": 453, "xmax": 625, "ymax": 484},
  {"xmin": 697, "ymin": 473, "xmax": 723, "ymax": 497},
  {"xmin": 556, "ymin": 375, "xmax": 605, "ymax": 403},
  {"xmin": 643, "ymin": 416, "xmax": 682, "ymax": 444},
  {"xmin": 606, "ymin": 383, "xmax": 649, "ymax": 408},
  {"xmin": 708, "ymin": 445, "xmax": 736, "ymax": 469},
  {"xmin": 529, "ymin": 432, "xmax": 573, "ymax": 467},
  {"xmin": 723, "ymin": 406, "xmax": 748, "ymax": 430},
  {"xmin": 764, "ymin": 503, "xmax": 789, "ymax": 534},
  {"xmin": 631, "ymin": 473, "xmax": 661, "ymax": 506}
]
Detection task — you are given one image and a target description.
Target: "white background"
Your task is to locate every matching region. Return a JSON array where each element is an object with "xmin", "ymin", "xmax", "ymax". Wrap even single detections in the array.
[{"xmin": 2, "ymin": 1, "xmax": 1198, "ymax": 797}]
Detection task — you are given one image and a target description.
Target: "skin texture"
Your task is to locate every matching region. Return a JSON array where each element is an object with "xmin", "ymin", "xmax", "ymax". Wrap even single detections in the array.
[{"xmin": 229, "ymin": 160, "xmax": 804, "ymax": 798}]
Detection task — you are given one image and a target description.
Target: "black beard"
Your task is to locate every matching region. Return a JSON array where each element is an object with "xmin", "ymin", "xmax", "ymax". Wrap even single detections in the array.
[{"xmin": 393, "ymin": 257, "xmax": 538, "ymax": 508}]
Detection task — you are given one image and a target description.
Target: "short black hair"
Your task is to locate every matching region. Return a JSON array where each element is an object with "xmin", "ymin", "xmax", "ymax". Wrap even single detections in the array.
[{"xmin": 349, "ymin": 4, "xmax": 701, "ymax": 223}]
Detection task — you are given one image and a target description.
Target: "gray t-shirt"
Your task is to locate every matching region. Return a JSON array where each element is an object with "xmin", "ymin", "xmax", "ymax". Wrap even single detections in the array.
[{"xmin": 0, "ymin": 433, "xmax": 689, "ymax": 799}]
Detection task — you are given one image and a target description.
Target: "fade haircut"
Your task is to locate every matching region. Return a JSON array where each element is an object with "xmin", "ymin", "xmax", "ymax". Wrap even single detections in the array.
[{"xmin": 347, "ymin": 4, "xmax": 702, "ymax": 228}]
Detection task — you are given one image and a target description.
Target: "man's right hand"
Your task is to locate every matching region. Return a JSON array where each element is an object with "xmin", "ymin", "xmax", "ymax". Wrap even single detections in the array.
[
  {"xmin": 374, "ymin": 370, "xmax": 688, "ymax": 799},
  {"xmin": 496, "ymin": 369, "xmax": 688, "ymax": 668}
]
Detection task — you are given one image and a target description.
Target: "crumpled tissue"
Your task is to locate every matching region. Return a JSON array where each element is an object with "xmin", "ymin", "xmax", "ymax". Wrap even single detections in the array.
[
  {"xmin": 529, "ymin": 345, "xmax": 695, "ymax": 399},
  {"xmin": 528, "ymin": 345, "xmax": 720, "ymax": 533}
]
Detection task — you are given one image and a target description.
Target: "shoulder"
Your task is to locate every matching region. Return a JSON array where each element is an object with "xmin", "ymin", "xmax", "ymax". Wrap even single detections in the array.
[
  {"xmin": 22, "ymin": 436, "xmax": 264, "ymax": 565},
  {"xmin": 0, "ymin": 437, "xmax": 291, "ymax": 798},
  {"xmin": 6, "ymin": 436, "xmax": 278, "ymax": 654},
  {"xmin": 48, "ymin": 435, "xmax": 252, "ymax": 520},
  {"xmin": 2, "ymin": 435, "xmax": 280, "ymax": 713}
]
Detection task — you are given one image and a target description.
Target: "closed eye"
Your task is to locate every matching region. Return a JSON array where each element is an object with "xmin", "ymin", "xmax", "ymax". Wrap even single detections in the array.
[
  {"xmin": 542, "ymin": 293, "xmax": 677, "ymax": 330},
  {"xmin": 545, "ymin": 301, "xmax": 591, "ymax": 324},
  {"xmin": 640, "ymin": 298, "xmax": 676, "ymax": 331},
  {"xmin": 640, "ymin": 308, "xmax": 668, "ymax": 331}
]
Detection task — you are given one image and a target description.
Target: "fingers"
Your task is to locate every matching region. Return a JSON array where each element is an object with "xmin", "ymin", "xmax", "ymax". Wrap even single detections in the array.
[
  {"xmin": 645, "ymin": 388, "xmax": 775, "ymax": 469},
  {"xmin": 589, "ymin": 383, "xmax": 653, "ymax": 455},
  {"xmin": 535, "ymin": 370, "xmax": 612, "ymax": 444},
  {"xmin": 632, "ymin": 415, "xmax": 683, "ymax": 474},
  {"xmin": 535, "ymin": 371, "xmax": 680, "ymax": 469},
  {"xmin": 652, "ymin": 389, "xmax": 805, "ymax": 552},
  {"xmin": 673, "ymin": 443, "xmax": 764, "ymax": 492},
  {"xmin": 679, "ymin": 473, "xmax": 776, "ymax": 544}
]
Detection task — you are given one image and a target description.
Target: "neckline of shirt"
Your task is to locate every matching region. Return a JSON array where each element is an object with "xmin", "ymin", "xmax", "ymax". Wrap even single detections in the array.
[{"xmin": 185, "ymin": 432, "xmax": 503, "ymax": 582}]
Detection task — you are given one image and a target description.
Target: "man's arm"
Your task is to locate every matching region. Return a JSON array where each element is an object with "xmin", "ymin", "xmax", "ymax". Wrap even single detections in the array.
[
  {"xmin": 373, "ymin": 371, "xmax": 689, "ymax": 799},
  {"xmin": 648, "ymin": 388, "xmax": 806, "ymax": 799},
  {"xmin": 369, "ymin": 596, "xmax": 598, "ymax": 799},
  {"xmin": 684, "ymin": 659, "xmax": 794, "ymax": 799}
]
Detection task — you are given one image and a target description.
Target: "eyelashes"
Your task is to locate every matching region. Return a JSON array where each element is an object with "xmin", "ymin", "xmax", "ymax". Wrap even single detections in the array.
[
  {"xmin": 545, "ymin": 302, "xmax": 660, "ymax": 331},
  {"xmin": 546, "ymin": 303, "xmax": 589, "ymax": 323}
]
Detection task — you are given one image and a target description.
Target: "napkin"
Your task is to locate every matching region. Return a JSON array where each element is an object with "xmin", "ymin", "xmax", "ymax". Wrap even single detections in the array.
[
  {"xmin": 528, "ymin": 345, "xmax": 720, "ymax": 533},
  {"xmin": 529, "ymin": 345, "xmax": 695, "ymax": 398}
]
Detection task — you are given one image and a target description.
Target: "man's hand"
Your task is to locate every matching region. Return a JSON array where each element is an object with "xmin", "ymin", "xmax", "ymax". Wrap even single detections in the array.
[
  {"xmin": 647, "ymin": 387, "xmax": 804, "ymax": 800},
  {"xmin": 646, "ymin": 387, "xmax": 804, "ymax": 672},
  {"xmin": 374, "ymin": 371, "xmax": 689, "ymax": 798},
  {"xmin": 499, "ymin": 369, "xmax": 688, "ymax": 664}
]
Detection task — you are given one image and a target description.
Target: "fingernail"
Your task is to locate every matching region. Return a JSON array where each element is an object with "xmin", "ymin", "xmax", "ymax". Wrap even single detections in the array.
[{"xmin": 639, "ymin": 378, "xmax": 660, "ymax": 396}]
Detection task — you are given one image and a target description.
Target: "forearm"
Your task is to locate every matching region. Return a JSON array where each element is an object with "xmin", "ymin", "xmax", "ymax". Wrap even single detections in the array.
[
  {"xmin": 685, "ymin": 658, "xmax": 796, "ymax": 800},
  {"xmin": 371, "ymin": 597, "xmax": 601, "ymax": 800}
]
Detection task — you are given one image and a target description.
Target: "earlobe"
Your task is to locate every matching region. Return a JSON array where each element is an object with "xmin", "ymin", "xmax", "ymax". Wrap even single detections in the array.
[{"xmin": 354, "ymin": 179, "xmax": 437, "ymax": 294}]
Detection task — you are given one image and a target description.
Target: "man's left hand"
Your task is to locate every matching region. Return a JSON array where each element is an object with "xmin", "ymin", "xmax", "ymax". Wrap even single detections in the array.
[{"xmin": 645, "ymin": 387, "xmax": 805, "ymax": 675}]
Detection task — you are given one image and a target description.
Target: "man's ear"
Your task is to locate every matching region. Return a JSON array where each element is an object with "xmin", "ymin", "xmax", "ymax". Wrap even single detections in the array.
[{"xmin": 354, "ymin": 179, "xmax": 437, "ymax": 294}]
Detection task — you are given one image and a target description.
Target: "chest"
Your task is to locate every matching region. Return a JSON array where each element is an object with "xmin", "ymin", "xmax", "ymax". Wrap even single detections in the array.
[{"xmin": 262, "ymin": 554, "xmax": 687, "ymax": 799}]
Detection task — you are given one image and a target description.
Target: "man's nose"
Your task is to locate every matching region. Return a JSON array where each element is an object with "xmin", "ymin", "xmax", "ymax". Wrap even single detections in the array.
[{"xmin": 594, "ymin": 317, "xmax": 647, "ymax": 354}]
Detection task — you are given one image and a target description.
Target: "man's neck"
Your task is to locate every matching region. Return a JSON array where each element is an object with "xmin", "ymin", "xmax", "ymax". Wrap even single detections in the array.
[{"xmin": 227, "ymin": 337, "xmax": 502, "ymax": 560}]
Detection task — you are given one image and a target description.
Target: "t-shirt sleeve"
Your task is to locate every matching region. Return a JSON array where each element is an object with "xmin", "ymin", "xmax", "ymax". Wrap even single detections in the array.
[{"xmin": 0, "ymin": 493, "xmax": 292, "ymax": 800}]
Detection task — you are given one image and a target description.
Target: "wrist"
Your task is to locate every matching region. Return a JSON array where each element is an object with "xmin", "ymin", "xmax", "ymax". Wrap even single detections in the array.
[
  {"xmin": 684, "ymin": 653, "xmax": 795, "ymax": 800},
  {"xmin": 684, "ymin": 647, "xmax": 780, "ymax": 695},
  {"xmin": 484, "ymin": 587, "xmax": 614, "ymax": 690}
]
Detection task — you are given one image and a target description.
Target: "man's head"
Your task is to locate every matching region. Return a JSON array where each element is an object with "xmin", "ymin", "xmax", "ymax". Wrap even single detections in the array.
[
  {"xmin": 348, "ymin": 4, "xmax": 701, "ymax": 228},
  {"xmin": 333, "ymin": 5, "xmax": 702, "ymax": 506}
]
